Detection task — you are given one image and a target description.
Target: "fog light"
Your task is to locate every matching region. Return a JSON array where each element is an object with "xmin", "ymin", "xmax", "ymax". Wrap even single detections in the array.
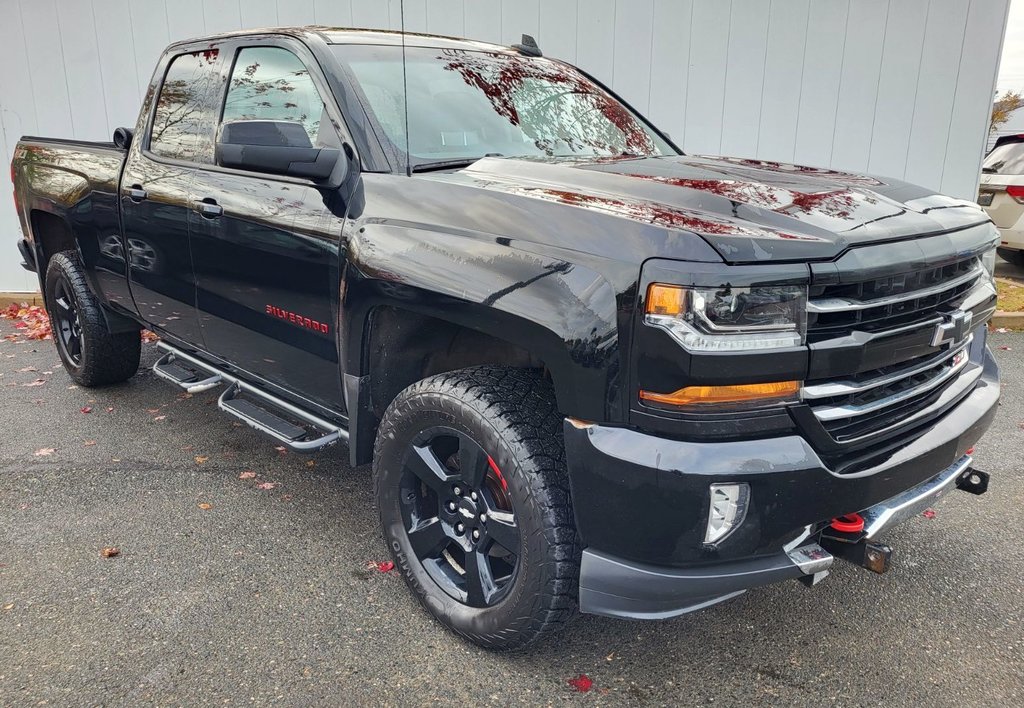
[{"xmin": 705, "ymin": 483, "xmax": 750, "ymax": 545}]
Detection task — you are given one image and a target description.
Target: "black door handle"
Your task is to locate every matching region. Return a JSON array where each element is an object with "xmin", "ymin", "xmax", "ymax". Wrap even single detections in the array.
[
  {"xmin": 127, "ymin": 185, "xmax": 147, "ymax": 202},
  {"xmin": 197, "ymin": 199, "xmax": 223, "ymax": 218}
]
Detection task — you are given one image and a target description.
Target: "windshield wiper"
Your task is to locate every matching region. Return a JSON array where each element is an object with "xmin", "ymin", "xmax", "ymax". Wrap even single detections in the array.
[
  {"xmin": 411, "ymin": 154, "xmax": 505, "ymax": 173},
  {"xmin": 411, "ymin": 158, "xmax": 485, "ymax": 173}
]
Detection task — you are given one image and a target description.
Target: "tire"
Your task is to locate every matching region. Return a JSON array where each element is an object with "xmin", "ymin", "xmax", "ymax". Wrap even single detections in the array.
[
  {"xmin": 373, "ymin": 366, "xmax": 580, "ymax": 650},
  {"xmin": 44, "ymin": 250, "xmax": 141, "ymax": 387},
  {"xmin": 997, "ymin": 247, "xmax": 1024, "ymax": 268}
]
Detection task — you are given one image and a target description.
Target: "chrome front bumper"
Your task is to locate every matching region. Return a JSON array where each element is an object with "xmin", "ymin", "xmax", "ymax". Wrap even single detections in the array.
[{"xmin": 860, "ymin": 454, "xmax": 974, "ymax": 540}]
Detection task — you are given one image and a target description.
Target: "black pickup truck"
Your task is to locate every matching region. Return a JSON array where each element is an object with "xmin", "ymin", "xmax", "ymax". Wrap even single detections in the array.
[{"xmin": 11, "ymin": 27, "xmax": 1000, "ymax": 650}]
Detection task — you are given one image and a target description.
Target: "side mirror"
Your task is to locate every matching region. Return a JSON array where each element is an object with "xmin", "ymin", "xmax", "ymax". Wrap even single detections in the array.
[
  {"xmin": 216, "ymin": 120, "xmax": 343, "ymax": 184},
  {"xmin": 113, "ymin": 127, "xmax": 134, "ymax": 149}
]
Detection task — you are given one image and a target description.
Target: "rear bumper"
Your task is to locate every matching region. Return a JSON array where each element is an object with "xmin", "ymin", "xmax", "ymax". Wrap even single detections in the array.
[{"xmin": 565, "ymin": 347, "xmax": 999, "ymax": 619}]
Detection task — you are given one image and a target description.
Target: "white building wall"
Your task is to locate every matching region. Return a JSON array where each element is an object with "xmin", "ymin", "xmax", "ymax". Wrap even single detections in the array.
[{"xmin": 0, "ymin": 0, "xmax": 1010, "ymax": 292}]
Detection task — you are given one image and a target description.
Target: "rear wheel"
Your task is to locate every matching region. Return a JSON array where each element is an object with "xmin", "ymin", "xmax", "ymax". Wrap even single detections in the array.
[
  {"xmin": 44, "ymin": 251, "xmax": 141, "ymax": 387},
  {"xmin": 374, "ymin": 366, "xmax": 579, "ymax": 650}
]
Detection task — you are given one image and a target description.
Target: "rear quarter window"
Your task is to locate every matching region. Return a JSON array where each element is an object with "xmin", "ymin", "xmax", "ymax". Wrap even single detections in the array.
[{"xmin": 149, "ymin": 49, "xmax": 221, "ymax": 163}]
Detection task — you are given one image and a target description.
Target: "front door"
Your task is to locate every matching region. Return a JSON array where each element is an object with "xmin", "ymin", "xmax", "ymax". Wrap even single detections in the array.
[
  {"xmin": 188, "ymin": 42, "xmax": 349, "ymax": 409},
  {"xmin": 122, "ymin": 47, "xmax": 224, "ymax": 345}
]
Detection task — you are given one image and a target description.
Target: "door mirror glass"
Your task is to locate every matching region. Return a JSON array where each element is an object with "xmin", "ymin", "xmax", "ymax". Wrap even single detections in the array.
[{"xmin": 216, "ymin": 120, "xmax": 341, "ymax": 181}]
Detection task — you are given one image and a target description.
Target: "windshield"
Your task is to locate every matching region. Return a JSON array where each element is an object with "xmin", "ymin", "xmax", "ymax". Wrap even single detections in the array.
[
  {"xmin": 982, "ymin": 140, "xmax": 1024, "ymax": 175},
  {"xmin": 332, "ymin": 44, "xmax": 676, "ymax": 169}
]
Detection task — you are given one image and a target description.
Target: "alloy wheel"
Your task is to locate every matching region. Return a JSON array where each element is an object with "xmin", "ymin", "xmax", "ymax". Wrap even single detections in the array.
[{"xmin": 399, "ymin": 427, "xmax": 521, "ymax": 607}]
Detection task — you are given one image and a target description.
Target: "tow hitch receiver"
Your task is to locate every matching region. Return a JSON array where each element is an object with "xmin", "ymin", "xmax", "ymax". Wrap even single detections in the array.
[
  {"xmin": 956, "ymin": 467, "xmax": 989, "ymax": 495},
  {"xmin": 819, "ymin": 532, "xmax": 893, "ymax": 575}
]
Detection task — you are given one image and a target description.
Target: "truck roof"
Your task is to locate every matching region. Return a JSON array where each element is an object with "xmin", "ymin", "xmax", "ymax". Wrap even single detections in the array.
[{"xmin": 171, "ymin": 26, "xmax": 517, "ymax": 55}]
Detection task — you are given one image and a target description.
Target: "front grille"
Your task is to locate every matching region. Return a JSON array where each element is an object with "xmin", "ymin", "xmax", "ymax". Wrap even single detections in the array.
[
  {"xmin": 802, "ymin": 254, "xmax": 993, "ymax": 450},
  {"xmin": 803, "ymin": 338, "xmax": 974, "ymax": 443},
  {"xmin": 807, "ymin": 258, "xmax": 982, "ymax": 341}
]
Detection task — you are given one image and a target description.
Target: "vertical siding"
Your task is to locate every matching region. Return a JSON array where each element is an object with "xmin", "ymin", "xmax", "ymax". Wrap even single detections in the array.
[{"xmin": 0, "ymin": 0, "xmax": 1010, "ymax": 292}]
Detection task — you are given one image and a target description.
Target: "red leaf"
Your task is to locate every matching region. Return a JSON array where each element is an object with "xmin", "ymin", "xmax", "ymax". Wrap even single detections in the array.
[
  {"xmin": 80, "ymin": 406, "xmax": 92, "ymax": 414},
  {"xmin": 366, "ymin": 560, "xmax": 395, "ymax": 573},
  {"xmin": 922, "ymin": 508, "xmax": 936, "ymax": 519},
  {"xmin": 567, "ymin": 675, "xmax": 594, "ymax": 693}
]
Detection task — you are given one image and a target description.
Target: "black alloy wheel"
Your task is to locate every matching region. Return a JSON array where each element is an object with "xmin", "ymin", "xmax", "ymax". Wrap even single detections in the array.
[
  {"xmin": 51, "ymin": 274, "xmax": 84, "ymax": 367},
  {"xmin": 44, "ymin": 250, "xmax": 141, "ymax": 387},
  {"xmin": 400, "ymin": 427, "xmax": 520, "ymax": 607},
  {"xmin": 374, "ymin": 366, "xmax": 580, "ymax": 650}
]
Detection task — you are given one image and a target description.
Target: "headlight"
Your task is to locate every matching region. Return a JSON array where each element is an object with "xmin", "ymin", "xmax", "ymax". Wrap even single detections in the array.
[
  {"xmin": 981, "ymin": 248, "xmax": 996, "ymax": 282},
  {"xmin": 645, "ymin": 282, "xmax": 807, "ymax": 351}
]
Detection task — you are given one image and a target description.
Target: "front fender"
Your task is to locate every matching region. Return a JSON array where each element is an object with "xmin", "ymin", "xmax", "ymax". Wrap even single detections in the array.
[{"xmin": 342, "ymin": 220, "xmax": 629, "ymax": 422}]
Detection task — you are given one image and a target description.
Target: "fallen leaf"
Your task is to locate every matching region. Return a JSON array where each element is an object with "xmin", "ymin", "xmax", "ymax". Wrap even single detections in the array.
[
  {"xmin": 999, "ymin": 345, "xmax": 1012, "ymax": 351},
  {"xmin": 80, "ymin": 406, "xmax": 92, "ymax": 414},
  {"xmin": 239, "ymin": 471, "xmax": 256, "ymax": 479},
  {"xmin": 146, "ymin": 408, "xmax": 161, "ymax": 414},
  {"xmin": 366, "ymin": 560, "xmax": 395, "ymax": 573},
  {"xmin": 606, "ymin": 652, "xmax": 616, "ymax": 662},
  {"xmin": 996, "ymin": 327, "xmax": 1009, "ymax": 333},
  {"xmin": 67, "ymin": 385, "xmax": 79, "ymax": 390},
  {"xmin": 16, "ymin": 366, "xmax": 37, "ymax": 373},
  {"xmin": 22, "ymin": 379, "xmax": 45, "ymax": 387},
  {"xmin": 2, "ymin": 603, "xmax": 13, "ymax": 611},
  {"xmin": 305, "ymin": 460, "xmax": 316, "ymax": 468},
  {"xmin": 281, "ymin": 494, "xmax": 293, "ymax": 501},
  {"xmin": 19, "ymin": 503, "xmax": 29, "ymax": 510},
  {"xmin": 197, "ymin": 502, "xmax": 213, "ymax": 510},
  {"xmin": 33, "ymin": 448, "xmax": 55, "ymax": 457},
  {"xmin": 42, "ymin": 371, "xmax": 52, "ymax": 375},
  {"xmin": 153, "ymin": 415, "xmax": 166, "ymax": 421},
  {"xmin": 194, "ymin": 455, "xmax": 209, "ymax": 465},
  {"xmin": 274, "ymin": 446, "xmax": 287, "ymax": 454},
  {"xmin": 256, "ymin": 482, "xmax": 278, "ymax": 490},
  {"xmin": 922, "ymin": 508, "xmax": 936, "ymax": 519},
  {"xmin": 105, "ymin": 407, "xmax": 114, "ymax": 413},
  {"xmin": 100, "ymin": 547, "xmax": 120, "ymax": 558},
  {"xmin": 567, "ymin": 675, "xmax": 593, "ymax": 693},
  {"xmin": 140, "ymin": 329, "xmax": 160, "ymax": 343},
  {"xmin": 84, "ymin": 440, "xmax": 97, "ymax": 446}
]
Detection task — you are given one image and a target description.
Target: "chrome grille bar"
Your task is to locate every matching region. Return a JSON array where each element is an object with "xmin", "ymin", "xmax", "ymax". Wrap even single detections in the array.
[
  {"xmin": 802, "ymin": 336, "xmax": 973, "ymax": 401},
  {"xmin": 809, "ymin": 345, "xmax": 971, "ymax": 422},
  {"xmin": 808, "ymin": 264, "xmax": 983, "ymax": 314}
]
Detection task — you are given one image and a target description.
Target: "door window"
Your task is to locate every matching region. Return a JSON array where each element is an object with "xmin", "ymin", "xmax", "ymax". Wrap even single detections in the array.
[
  {"xmin": 149, "ymin": 49, "xmax": 221, "ymax": 163},
  {"xmin": 222, "ymin": 47, "xmax": 331, "ymax": 146}
]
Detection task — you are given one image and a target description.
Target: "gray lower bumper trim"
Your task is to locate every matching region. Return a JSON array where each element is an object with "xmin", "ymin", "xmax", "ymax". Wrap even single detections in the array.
[{"xmin": 579, "ymin": 543, "xmax": 832, "ymax": 620}]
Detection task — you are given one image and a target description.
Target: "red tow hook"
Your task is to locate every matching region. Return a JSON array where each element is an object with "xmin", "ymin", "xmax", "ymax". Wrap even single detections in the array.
[{"xmin": 830, "ymin": 513, "xmax": 865, "ymax": 534}]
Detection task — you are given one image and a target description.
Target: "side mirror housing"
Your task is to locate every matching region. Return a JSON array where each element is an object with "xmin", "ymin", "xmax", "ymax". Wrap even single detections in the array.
[
  {"xmin": 216, "ymin": 120, "xmax": 344, "ymax": 185},
  {"xmin": 113, "ymin": 127, "xmax": 134, "ymax": 149}
]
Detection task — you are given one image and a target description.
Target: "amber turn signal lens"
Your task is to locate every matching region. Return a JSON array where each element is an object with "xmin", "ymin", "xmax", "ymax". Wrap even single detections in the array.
[
  {"xmin": 639, "ymin": 380, "xmax": 800, "ymax": 407},
  {"xmin": 645, "ymin": 283, "xmax": 687, "ymax": 316}
]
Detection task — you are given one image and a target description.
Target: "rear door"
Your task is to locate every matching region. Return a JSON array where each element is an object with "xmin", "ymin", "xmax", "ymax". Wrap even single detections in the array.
[
  {"xmin": 122, "ymin": 46, "xmax": 225, "ymax": 344},
  {"xmin": 188, "ymin": 39, "xmax": 349, "ymax": 409}
]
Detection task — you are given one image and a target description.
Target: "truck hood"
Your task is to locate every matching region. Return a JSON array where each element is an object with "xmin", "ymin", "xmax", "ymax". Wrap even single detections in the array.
[{"xmin": 433, "ymin": 154, "xmax": 991, "ymax": 262}]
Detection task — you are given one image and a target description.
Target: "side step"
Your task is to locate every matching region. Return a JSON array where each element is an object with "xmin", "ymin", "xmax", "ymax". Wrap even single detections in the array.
[
  {"xmin": 153, "ymin": 342, "xmax": 347, "ymax": 453},
  {"xmin": 153, "ymin": 350, "xmax": 223, "ymax": 393},
  {"xmin": 218, "ymin": 382, "xmax": 343, "ymax": 452}
]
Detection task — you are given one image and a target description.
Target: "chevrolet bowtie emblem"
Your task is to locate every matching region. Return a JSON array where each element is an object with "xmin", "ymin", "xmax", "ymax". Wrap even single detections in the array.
[{"xmin": 931, "ymin": 310, "xmax": 973, "ymax": 348}]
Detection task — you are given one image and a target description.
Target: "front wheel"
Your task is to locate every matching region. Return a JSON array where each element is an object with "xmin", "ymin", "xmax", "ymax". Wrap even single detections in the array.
[{"xmin": 373, "ymin": 366, "xmax": 580, "ymax": 650}]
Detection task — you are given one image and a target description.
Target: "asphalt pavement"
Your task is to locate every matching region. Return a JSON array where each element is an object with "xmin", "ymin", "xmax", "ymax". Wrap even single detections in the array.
[{"xmin": 1, "ymin": 321, "xmax": 1022, "ymax": 706}]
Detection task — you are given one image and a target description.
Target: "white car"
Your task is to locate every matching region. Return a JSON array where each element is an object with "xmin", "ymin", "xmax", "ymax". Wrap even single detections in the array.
[{"xmin": 980, "ymin": 134, "xmax": 1024, "ymax": 267}]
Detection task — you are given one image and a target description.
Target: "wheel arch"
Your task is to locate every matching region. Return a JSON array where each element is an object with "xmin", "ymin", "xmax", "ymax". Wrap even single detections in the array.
[{"xmin": 341, "ymin": 284, "xmax": 620, "ymax": 467}]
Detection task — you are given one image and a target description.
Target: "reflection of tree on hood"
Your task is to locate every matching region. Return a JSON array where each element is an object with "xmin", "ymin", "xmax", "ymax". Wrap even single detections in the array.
[{"xmin": 438, "ymin": 49, "xmax": 656, "ymax": 157}]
